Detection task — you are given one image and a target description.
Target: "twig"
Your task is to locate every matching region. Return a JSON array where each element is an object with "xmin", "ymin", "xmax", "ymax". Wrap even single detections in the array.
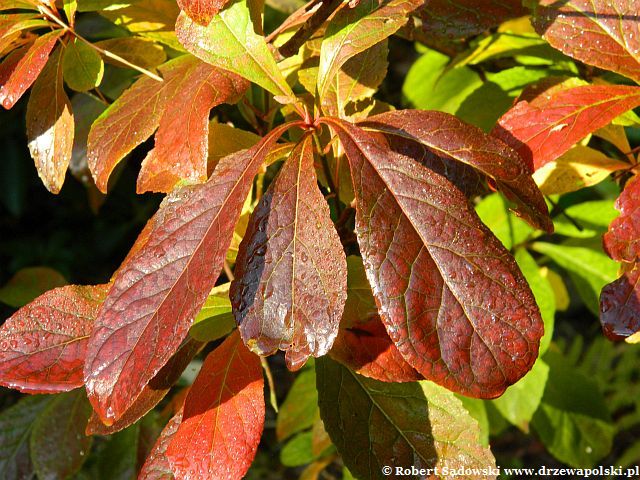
[{"xmin": 261, "ymin": 357, "xmax": 278, "ymax": 412}]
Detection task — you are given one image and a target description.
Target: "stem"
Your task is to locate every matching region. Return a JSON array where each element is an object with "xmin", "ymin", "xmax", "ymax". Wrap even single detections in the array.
[
  {"xmin": 261, "ymin": 357, "xmax": 278, "ymax": 412},
  {"xmin": 546, "ymin": 196, "xmax": 582, "ymax": 232},
  {"xmin": 223, "ymin": 260, "xmax": 235, "ymax": 281}
]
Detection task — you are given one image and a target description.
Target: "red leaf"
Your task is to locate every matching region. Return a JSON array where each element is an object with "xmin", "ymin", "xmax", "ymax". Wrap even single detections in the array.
[
  {"xmin": 230, "ymin": 136, "xmax": 347, "ymax": 370},
  {"xmin": 26, "ymin": 45, "xmax": 74, "ymax": 194},
  {"xmin": 361, "ymin": 110, "xmax": 552, "ymax": 232},
  {"xmin": 177, "ymin": 0, "xmax": 229, "ymax": 25},
  {"xmin": 0, "ymin": 284, "xmax": 108, "ymax": 394},
  {"xmin": 139, "ymin": 409, "xmax": 183, "ymax": 480},
  {"xmin": 88, "ymin": 55, "xmax": 247, "ymax": 193},
  {"xmin": 324, "ymin": 118, "xmax": 543, "ymax": 398},
  {"xmin": 85, "ymin": 337, "xmax": 202, "ymax": 435},
  {"xmin": 83, "ymin": 123, "xmax": 293, "ymax": 424},
  {"xmin": 0, "ymin": 29, "xmax": 62, "ymax": 109},
  {"xmin": 493, "ymin": 84, "xmax": 640, "ymax": 170},
  {"xmin": 600, "ymin": 263, "xmax": 640, "ymax": 341},
  {"xmin": 166, "ymin": 332, "xmax": 264, "ymax": 479},
  {"xmin": 137, "ymin": 61, "xmax": 247, "ymax": 193},
  {"xmin": 604, "ymin": 174, "xmax": 640, "ymax": 263},
  {"xmin": 329, "ymin": 315, "xmax": 422, "ymax": 383},
  {"xmin": 532, "ymin": 0, "xmax": 640, "ymax": 84}
]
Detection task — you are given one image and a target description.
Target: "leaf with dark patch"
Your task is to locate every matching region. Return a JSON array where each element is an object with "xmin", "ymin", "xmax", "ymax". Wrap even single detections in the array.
[
  {"xmin": 26, "ymin": 45, "xmax": 74, "ymax": 194},
  {"xmin": 0, "ymin": 29, "xmax": 63, "ymax": 109},
  {"xmin": 325, "ymin": 118, "xmax": 543, "ymax": 398},
  {"xmin": 166, "ymin": 332, "xmax": 264, "ymax": 479},
  {"xmin": 139, "ymin": 409, "xmax": 183, "ymax": 480},
  {"xmin": 604, "ymin": 174, "xmax": 640, "ymax": 263},
  {"xmin": 493, "ymin": 84, "xmax": 640, "ymax": 170},
  {"xmin": 231, "ymin": 136, "xmax": 347, "ymax": 370},
  {"xmin": 0, "ymin": 284, "xmax": 108, "ymax": 394},
  {"xmin": 361, "ymin": 109, "xmax": 552, "ymax": 232},
  {"xmin": 137, "ymin": 59, "xmax": 248, "ymax": 193},
  {"xmin": 30, "ymin": 390, "xmax": 93, "ymax": 480},
  {"xmin": 600, "ymin": 263, "xmax": 640, "ymax": 341},
  {"xmin": 178, "ymin": 0, "xmax": 230, "ymax": 25},
  {"xmin": 83, "ymin": 123, "xmax": 292, "ymax": 425},
  {"xmin": 532, "ymin": 0, "xmax": 640, "ymax": 84},
  {"xmin": 316, "ymin": 357, "xmax": 496, "ymax": 480}
]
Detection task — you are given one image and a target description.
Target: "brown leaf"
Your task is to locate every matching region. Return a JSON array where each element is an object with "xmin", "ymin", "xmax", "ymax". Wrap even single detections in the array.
[
  {"xmin": 178, "ymin": 0, "xmax": 230, "ymax": 25},
  {"xmin": 231, "ymin": 136, "xmax": 347, "ymax": 370},
  {"xmin": 604, "ymin": 174, "xmax": 640, "ymax": 263},
  {"xmin": 26, "ymin": 45, "xmax": 74, "ymax": 194},
  {"xmin": 83, "ymin": 123, "xmax": 293, "ymax": 424},
  {"xmin": 325, "ymin": 118, "xmax": 543, "ymax": 398}
]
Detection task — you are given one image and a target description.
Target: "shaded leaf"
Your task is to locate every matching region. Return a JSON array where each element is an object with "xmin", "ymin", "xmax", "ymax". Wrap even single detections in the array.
[
  {"xmin": 0, "ymin": 284, "xmax": 108, "ymax": 394},
  {"xmin": 175, "ymin": 0, "xmax": 296, "ymax": 102},
  {"xmin": 361, "ymin": 109, "xmax": 552, "ymax": 231},
  {"xmin": 0, "ymin": 266, "xmax": 66, "ymax": 308},
  {"xmin": 30, "ymin": 390, "xmax": 93, "ymax": 480},
  {"xmin": 600, "ymin": 263, "xmax": 640, "ymax": 341},
  {"xmin": 340, "ymin": 256, "xmax": 378, "ymax": 328},
  {"xmin": 83, "ymin": 123, "xmax": 291, "ymax": 424},
  {"xmin": 139, "ymin": 409, "xmax": 182, "ymax": 480},
  {"xmin": 207, "ymin": 121, "xmax": 260, "ymax": 172},
  {"xmin": 166, "ymin": 332, "xmax": 264, "ymax": 479},
  {"xmin": 95, "ymin": 37, "xmax": 167, "ymax": 70},
  {"xmin": 317, "ymin": 0, "xmax": 421, "ymax": 100},
  {"xmin": 0, "ymin": 396, "xmax": 51, "ymax": 480},
  {"xmin": 62, "ymin": 38, "xmax": 104, "ymax": 92},
  {"xmin": 276, "ymin": 366, "xmax": 317, "ymax": 441},
  {"xmin": 532, "ymin": 0, "xmax": 640, "ymax": 84},
  {"xmin": 188, "ymin": 283, "xmax": 235, "ymax": 342},
  {"xmin": 96, "ymin": 423, "xmax": 140, "ymax": 480},
  {"xmin": 0, "ymin": 29, "xmax": 63, "ymax": 109},
  {"xmin": 316, "ymin": 357, "xmax": 496, "ymax": 480},
  {"xmin": 493, "ymin": 84, "xmax": 640, "ymax": 170},
  {"xmin": 325, "ymin": 118, "xmax": 544, "ymax": 398},
  {"xmin": 231, "ymin": 137, "xmax": 347, "ymax": 370},
  {"xmin": 26, "ymin": 45, "xmax": 74, "ymax": 194},
  {"xmin": 604, "ymin": 174, "xmax": 640, "ymax": 263}
]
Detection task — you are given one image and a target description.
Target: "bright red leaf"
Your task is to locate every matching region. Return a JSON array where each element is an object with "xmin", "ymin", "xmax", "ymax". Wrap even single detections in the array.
[
  {"xmin": 0, "ymin": 284, "xmax": 108, "ymax": 394},
  {"xmin": 83, "ymin": 123, "xmax": 293, "ymax": 425},
  {"xmin": 0, "ymin": 29, "xmax": 62, "ymax": 109},
  {"xmin": 361, "ymin": 109, "xmax": 552, "ymax": 232},
  {"xmin": 166, "ymin": 332, "xmax": 264, "ymax": 479},
  {"xmin": 177, "ymin": 0, "xmax": 229, "ymax": 25},
  {"xmin": 600, "ymin": 263, "xmax": 640, "ymax": 341},
  {"xmin": 604, "ymin": 174, "xmax": 640, "ymax": 263},
  {"xmin": 493, "ymin": 84, "xmax": 640, "ymax": 170},
  {"xmin": 230, "ymin": 136, "xmax": 347, "ymax": 370},
  {"xmin": 325, "ymin": 118, "xmax": 543, "ymax": 398},
  {"xmin": 532, "ymin": 0, "xmax": 640, "ymax": 84}
]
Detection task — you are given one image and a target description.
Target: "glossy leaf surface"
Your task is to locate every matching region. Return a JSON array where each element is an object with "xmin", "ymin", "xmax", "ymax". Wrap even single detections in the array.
[
  {"xmin": 328, "ymin": 119, "xmax": 543, "ymax": 398},
  {"xmin": 532, "ymin": 0, "xmax": 640, "ymax": 84},
  {"xmin": 316, "ymin": 357, "xmax": 496, "ymax": 480},
  {"xmin": 493, "ymin": 84, "xmax": 640, "ymax": 170},
  {"xmin": 139, "ymin": 409, "xmax": 182, "ymax": 480},
  {"xmin": 600, "ymin": 263, "xmax": 640, "ymax": 341},
  {"xmin": 166, "ymin": 332, "xmax": 264, "ymax": 479},
  {"xmin": 604, "ymin": 174, "xmax": 640, "ymax": 263},
  {"xmin": 231, "ymin": 137, "xmax": 347, "ymax": 370},
  {"xmin": 0, "ymin": 284, "xmax": 108, "ymax": 394},
  {"xmin": 361, "ymin": 109, "xmax": 552, "ymax": 231},
  {"xmin": 84, "ymin": 124, "xmax": 290, "ymax": 424},
  {"xmin": 26, "ymin": 45, "xmax": 74, "ymax": 194}
]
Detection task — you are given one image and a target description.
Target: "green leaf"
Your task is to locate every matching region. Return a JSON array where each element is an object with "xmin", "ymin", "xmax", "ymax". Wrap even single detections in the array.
[
  {"xmin": 188, "ymin": 283, "xmax": 236, "ymax": 342},
  {"xmin": 455, "ymin": 397, "xmax": 489, "ymax": 447},
  {"xmin": 176, "ymin": 0, "xmax": 296, "ymax": 103},
  {"xmin": 342, "ymin": 255, "xmax": 378, "ymax": 327},
  {"xmin": 280, "ymin": 431, "xmax": 315, "ymax": 467},
  {"xmin": 403, "ymin": 48, "xmax": 481, "ymax": 113},
  {"xmin": 276, "ymin": 367, "xmax": 318, "ymax": 441},
  {"xmin": 475, "ymin": 193, "xmax": 534, "ymax": 250},
  {"xmin": 316, "ymin": 357, "xmax": 495, "ymax": 480},
  {"xmin": 491, "ymin": 359, "xmax": 549, "ymax": 432},
  {"xmin": 97, "ymin": 423, "xmax": 140, "ymax": 480},
  {"xmin": 62, "ymin": 39, "xmax": 104, "ymax": 92},
  {"xmin": 514, "ymin": 249, "xmax": 554, "ymax": 354},
  {"xmin": 532, "ymin": 350, "xmax": 614, "ymax": 468},
  {"xmin": 63, "ymin": 0, "xmax": 77, "ymax": 25},
  {"xmin": 531, "ymin": 240, "xmax": 619, "ymax": 315},
  {"xmin": 0, "ymin": 266, "xmax": 67, "ymax": 307},
  {"xmin": 552, "ymin": 200, "xmax": 618, "ymax": 239}
]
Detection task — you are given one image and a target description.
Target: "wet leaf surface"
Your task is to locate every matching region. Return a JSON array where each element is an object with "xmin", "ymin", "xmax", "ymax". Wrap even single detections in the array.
[{"xmin": 604, "ymin": 174, "xmax": 640, "ymax": 263}]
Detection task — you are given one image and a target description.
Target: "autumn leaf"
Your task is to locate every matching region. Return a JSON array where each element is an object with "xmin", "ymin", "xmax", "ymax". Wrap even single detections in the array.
[
  {"xmin": 26, "ymin": 45, "xmax": 74, "ymax": 194},
  {"xmin": 94, "ymin": 37, "xmax": 167, "ymax": 70},
  {"xmin": 178, "ymin": 0, "xmax": 230, "ymax": 25},
  {"xmin": 0, "ymin": 284, "xmax": 108, "ymax": 394},
  {"xmin": 316, "ymin": 357, "xmax": 496, "ymax": 480},
  {"xmin": 532, "ymin": 0, "xmax": 640, "ymax": 84},
  {"xmin": 166, "ymin": 332, "xmax": 264, "ymax": 479},
  {"xmin": 493, "ymin": 84, "xmax": 640, "ymax": 170},
  {"xmin": 600, "ymin": 263, "xmax": 640, "ymax": 341},
  {"xmin": 230, "ymin": 136, "xmax": 347, "ymax": 370},
  {"xmin": 83, "ymin": 123, "xmax": 293, "ymax": 424},
  {"xmin": 604, "ymin": 174, "xmax": 640, "ymax": 263},
  {"xmin": 139, "ymin": 409, "xmax": 183, "ymax": 480},
  {"xmin": 361, "ymin": 109, "xmax": 552, "ymax": 232},
  {"xmin": 325, "ymin": 118, "xmax": 543, "ymax": 398},
  {"xmin": 0, "ymin": 29, "xmax": 63, "ymax": 109}
]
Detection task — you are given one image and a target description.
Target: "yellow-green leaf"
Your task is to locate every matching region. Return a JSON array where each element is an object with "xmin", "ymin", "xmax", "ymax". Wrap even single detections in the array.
[{"xmin": 62, "ymin": 39, "xmax": 104, "ymax": 92}]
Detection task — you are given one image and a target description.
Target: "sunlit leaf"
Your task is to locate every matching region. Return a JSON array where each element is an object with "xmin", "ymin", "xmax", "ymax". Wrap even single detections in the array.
[
  {"xmin": 604, "ymin": 174, "xmax": 640, "ymax": 263},
  {"xmin": 95, "ymin": 37, "xmax": 167, "ymax": 70},
  {"xmin": 139, "ymin": 409, "xmax": 182, "ymax": 480},
  {"xmin": 276, "ymin": 367, "xmax": 317, "ymax": 441},
  {"xmin": 62, "ymin": 38, "xmax": 104, "ymax": 92},
  {"xmin": 188, "ymin": 283, "xmax": 235, "ymax": 342},
  {"xmin": 178, "ymin": 0, "xmax": 230, "ymax": 25},
  {"xmin": 475, "ymin": 193, "xmax": 533, "ymax": 250}
]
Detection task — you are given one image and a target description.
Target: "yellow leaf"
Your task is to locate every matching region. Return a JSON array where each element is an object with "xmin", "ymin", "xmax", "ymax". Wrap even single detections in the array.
[{"xmin": 540, "ymin": 266, "xmax": 569, "ymax": 312}]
